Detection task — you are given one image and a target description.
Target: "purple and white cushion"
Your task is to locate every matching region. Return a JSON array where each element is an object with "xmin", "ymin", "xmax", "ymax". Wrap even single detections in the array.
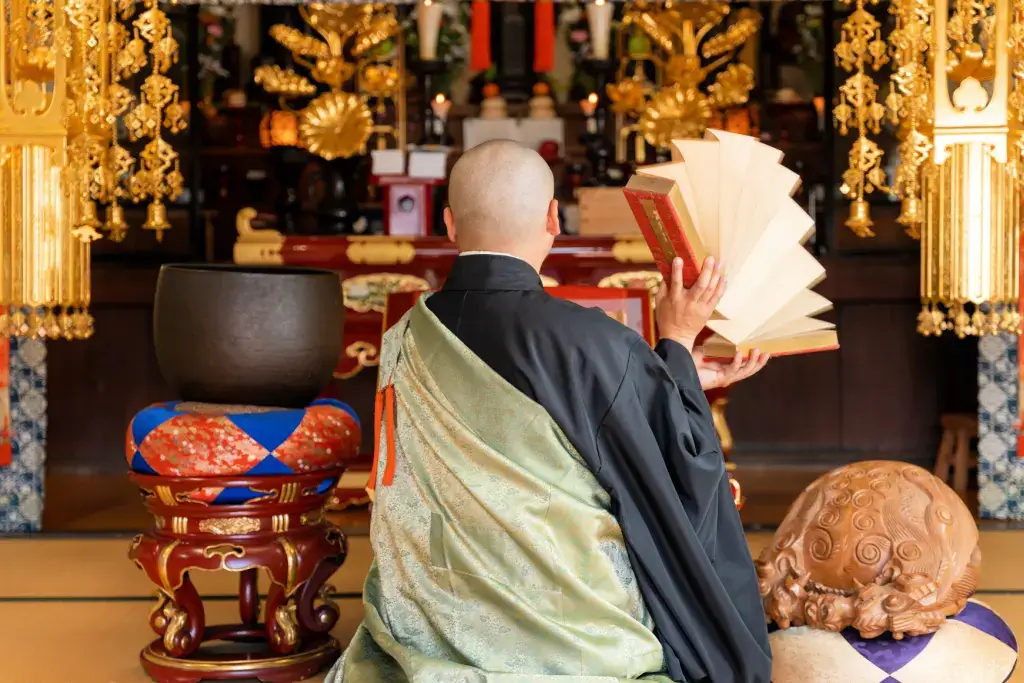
[{"xmin": 770, "ymin": 600, "xmax": 1017, "ymax": 683}]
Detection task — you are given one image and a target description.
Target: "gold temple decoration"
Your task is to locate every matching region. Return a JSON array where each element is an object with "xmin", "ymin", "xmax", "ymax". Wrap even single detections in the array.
[
  {"xmin": 345, "ymin": 237, "xmax": 416, "ymax": 266},
  {"xmin": 256, "ymin": 3, "xmax": 406, "ymax": 160},
  {"xmin": 836, "ymin": 0, "xmax": 1023, "ymax": 336},
  {"xmin": 609, "ymin": 1, "xmax": 761, "ymax": 163},
  {"xmin": 342, "ymin": 273, "xmax": 430, "ymax": 314},
  {"xmin": 0, "ymin": 0, "xmax": 185, "ymax": 340},
  {"xmin": 834, "ymin": 0, "xmax": 890, "ymax": 237},
  {"xmin": 198, "ymin": 517, "xmax": 261, "ymax": 536}
]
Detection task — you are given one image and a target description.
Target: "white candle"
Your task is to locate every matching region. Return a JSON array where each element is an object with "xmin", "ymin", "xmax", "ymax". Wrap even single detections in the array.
[
  {"xmin": 586, "ymin": 0, "xmax": 613, "ymax": 61},
  {"xmin": 417, "ymin": 0, "xmax": 444, "ymax": 61},
  {"xmin": 580, "ymin": 93, "xmax": 598, "ymax": 117},
  {"xmin": 430, "ymin": 93, "xmax": 452, "ymax": 122}
]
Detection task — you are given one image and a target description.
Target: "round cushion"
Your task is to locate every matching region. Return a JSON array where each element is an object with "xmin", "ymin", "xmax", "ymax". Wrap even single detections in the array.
[
  {"xmin": 125, "ymin": 399, "xmax": 361, "ymax": 504},
  {"xmin": 770, "ymin": 599, "xmax": 1017, "ymax": 683}
]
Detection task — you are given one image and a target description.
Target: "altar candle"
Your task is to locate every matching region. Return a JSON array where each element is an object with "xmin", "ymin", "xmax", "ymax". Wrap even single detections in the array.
[
  {"xmin": 580, "ymin": 92, "xmax": 598, "ymax": 117},
  {"xmin": 586, "ymin": 0, "xmax": 614, "ymax": 61},
  {"xmin": 431, "ymin": 93, "xmax": 452, "ymax": 123},
  {"xmin": 581, "ymin": 93, "xmax": 598, "ymax": 134},
  {"xmin": 417, "ymin": 0, "xmax": 444, "ymax": 61}
]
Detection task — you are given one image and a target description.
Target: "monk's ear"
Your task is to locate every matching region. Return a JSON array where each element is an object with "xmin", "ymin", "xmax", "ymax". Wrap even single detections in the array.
[
  {"xmin": 545, "ymin": 199, "xmax": 560, "ymax": 237},
  {"xmin": 443, "ymin": 207, "xmax": 456, "ymax": 243}
]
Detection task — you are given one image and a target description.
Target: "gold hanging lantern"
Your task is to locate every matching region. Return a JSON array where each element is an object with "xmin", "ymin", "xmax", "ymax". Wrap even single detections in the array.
[
  {"xmin": 0, "ymin": 0, "xmax": 94, "ymax": 340},
  {"xmin": 919, "ymin": 0, "xmax": 1020, "ymax": 337},
  {"xmin": 0, "ymin": 0, "xmax": 186, "ymax": 340},
  {"xmin": 836, "ymin": 0, "xmax": 1023, "ymax": 337}
]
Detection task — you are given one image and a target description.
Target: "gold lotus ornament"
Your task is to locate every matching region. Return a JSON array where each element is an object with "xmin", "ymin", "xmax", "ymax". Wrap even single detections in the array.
[
  {"xmin": 612, "ymin": 1, "xmax": 761, "ymax": 162},
  {"xmin": 254, "ymin": 66, "xmax": 317, "ymax": 98},
  {"xmin": 352, "ymin": 14, "xmax": 399, "ymax": 57},
  {"xmin": 361, "ymin": 64, "xmax": 399, "ymax": 98},
  {"xmin": 607, "ymin": 79, "xmax": 648, "ymax": 116},
  {"xmin": 299, "ymin": 92, "xmax": 373, "ymax": 161},
  {"xmin": 639, "ymin": 85, "xmax": 713, "ymax": 147}
]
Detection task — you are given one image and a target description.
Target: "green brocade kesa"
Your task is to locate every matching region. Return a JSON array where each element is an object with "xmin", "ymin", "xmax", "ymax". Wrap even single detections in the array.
[{"xmin": 327, "ymin": 296, "xmax": 672, "ymax": 683}]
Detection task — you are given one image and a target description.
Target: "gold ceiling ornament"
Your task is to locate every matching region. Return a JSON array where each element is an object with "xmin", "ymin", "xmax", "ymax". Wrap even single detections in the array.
[
  {"xmin": 0, "ymin": 0, "xmax": 185, "ymax": 340},
  {"xmin": 833, "ymin": 0, "xmax": 890, "ymax": 238},
  {"xmin": 611, "ymin": 2, "xmax": 760, "ymax": 164},
  {"xmin": 0, "ymin": 0, "xmax": 90, "ymax": 340},
  {"xmin": 256, "ymin": 2, "xmax": 405, "ymax": 159},
  {"xmin": 65, "ymin": 0, "xmax": 186, "ymax": 245},
  {"xmin": 837, "ymin": 0, "xmax": 1024, "ymax": 337},
  {"xmin": 919, "ymin": 0, "xmax": 1021, "ymax": 338},
  {"xmin": 885, "ymin": 0, "xmax": 933, "ymax": 237}
]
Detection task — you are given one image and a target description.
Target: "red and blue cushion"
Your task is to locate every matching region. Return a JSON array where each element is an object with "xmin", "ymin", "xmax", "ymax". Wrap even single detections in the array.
[
  {"xmin": 125, "ymin": 399, "xmax": 361, "ymax": 505},
  {"xmin": 769, "ymin": 599, "xmax": 1017, "ymax": 682}
]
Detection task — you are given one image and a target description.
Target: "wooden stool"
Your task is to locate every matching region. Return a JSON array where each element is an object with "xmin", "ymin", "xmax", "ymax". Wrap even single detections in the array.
[{"xmin": 934, "ymin": 413, "xmax": 979, "ymax": 496}]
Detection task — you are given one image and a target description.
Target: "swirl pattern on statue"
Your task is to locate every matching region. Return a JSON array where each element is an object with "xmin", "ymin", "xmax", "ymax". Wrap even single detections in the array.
[{"xmin": 755, "ymin": 461, "xmax": 980, "ymax": 639}]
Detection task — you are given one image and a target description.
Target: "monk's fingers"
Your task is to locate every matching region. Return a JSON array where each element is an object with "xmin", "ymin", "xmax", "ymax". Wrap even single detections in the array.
[
  {"xmin": 736, "ymin": 351, "xmax": 769, "ymax": 379},
  {"xmin": 710, "ymin": 269, "xmax": 728, "ymax": 306},
  {"xmin": 685, "ymin": 256, "xmax": 714, "ymax": 299},
  {"xmin": 667, "ymin": 258, "xmax": 684, "ymax": 296},
  {"xmin": 697, "ymin": 260, "xmax": 725, "ymax": 304},
  {"xmin": 654, "ymin": 281, "xmax": 667, "ymax": 306}
]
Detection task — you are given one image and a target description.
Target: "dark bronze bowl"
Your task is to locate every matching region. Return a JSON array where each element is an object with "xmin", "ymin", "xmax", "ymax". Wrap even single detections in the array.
[{"xmin": 153, "ymin": 264, "xmax": 343, "ymax": 408}]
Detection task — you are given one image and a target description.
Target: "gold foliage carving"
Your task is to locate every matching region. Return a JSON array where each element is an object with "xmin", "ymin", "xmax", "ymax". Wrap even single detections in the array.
[{"xmin": 198, "ymin": 517, "xmax": 261, "ymax": 536}]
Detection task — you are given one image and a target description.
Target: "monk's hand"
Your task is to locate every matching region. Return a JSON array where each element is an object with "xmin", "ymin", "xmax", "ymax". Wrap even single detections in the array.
[
  {"xmin": 655, "ymin": 256, "xmax": 726, "ymax": 353},
  {"xmin": 692, "ymin": 349, "xmax": 770, "ymax": 390}
]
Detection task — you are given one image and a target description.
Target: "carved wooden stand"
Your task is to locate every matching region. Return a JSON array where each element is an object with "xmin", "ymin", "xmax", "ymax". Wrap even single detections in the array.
[{"xmin": 129, "ymin": 470, "xmax": 347, "ymax": 683}]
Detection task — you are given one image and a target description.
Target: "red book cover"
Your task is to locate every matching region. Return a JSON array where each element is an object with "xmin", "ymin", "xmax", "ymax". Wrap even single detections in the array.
[{"xmin": 622, "ymin": 174, "xmax": 707, "ymax": 288}]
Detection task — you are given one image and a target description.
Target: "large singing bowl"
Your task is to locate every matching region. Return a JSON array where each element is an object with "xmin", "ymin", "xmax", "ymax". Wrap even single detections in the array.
[{"xmin": 153, "ymin": 264, "xmax": 343, "ymax": 408}]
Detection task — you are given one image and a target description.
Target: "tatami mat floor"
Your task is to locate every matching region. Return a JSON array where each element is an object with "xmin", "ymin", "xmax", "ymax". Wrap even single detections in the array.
[{"xmin": 2, "ymin": 531, "xmax": 1023, "ymax": 683}]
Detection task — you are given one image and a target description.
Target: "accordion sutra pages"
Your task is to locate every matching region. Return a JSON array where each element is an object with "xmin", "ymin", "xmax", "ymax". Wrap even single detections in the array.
[{"xmin": 623, "ymin": 129, "xmax": 839, "ymax": 359}]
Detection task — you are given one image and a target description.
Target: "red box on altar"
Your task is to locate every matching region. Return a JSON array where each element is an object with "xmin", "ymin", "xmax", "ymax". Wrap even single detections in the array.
[{"xmin": 372, "ymin": 175, "xmax": 446, "ymax": 238}]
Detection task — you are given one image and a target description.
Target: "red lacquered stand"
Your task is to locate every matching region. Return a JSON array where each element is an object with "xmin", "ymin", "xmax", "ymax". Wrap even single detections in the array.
[{"xmin": 128, "ymin": 470, "xmax": 347, "ymax": 683}]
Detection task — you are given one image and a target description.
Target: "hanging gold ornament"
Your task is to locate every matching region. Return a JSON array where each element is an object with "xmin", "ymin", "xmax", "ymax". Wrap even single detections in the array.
[{"xmin": 834, "ymin": 0, "xmax": 890, "ymax": 237}]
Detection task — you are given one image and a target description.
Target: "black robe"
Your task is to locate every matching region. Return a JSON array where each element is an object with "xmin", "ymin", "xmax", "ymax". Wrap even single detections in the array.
[{"xmin": 425, "ymin": 254, "xmax": 772, "ymax": 683}]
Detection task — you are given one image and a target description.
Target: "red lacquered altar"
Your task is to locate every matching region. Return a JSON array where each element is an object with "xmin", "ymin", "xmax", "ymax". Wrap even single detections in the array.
[{"xmin": 233, "ymin": 209, "xmax": 741, "ymax": 507}]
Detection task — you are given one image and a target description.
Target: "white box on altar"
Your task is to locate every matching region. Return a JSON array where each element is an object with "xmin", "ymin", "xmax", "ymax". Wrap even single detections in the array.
[
  {"xmin": 463, "ymin": 118, "xmax": 520, "ymax": 150},
  {"xmin": 371, "ymin": 149, "xmax": 406, "ymax": 176},
  {"xmin": 463, "ymin": 118, "xmax": 566, "ymax": 153},
  {"xmin": 407, "ymin": 149, "xmax": 449, "ymax": 180}
]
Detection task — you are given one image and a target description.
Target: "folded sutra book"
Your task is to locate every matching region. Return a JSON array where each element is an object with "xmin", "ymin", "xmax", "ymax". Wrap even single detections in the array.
[{"xmin": 623, "ymin": 129, "xmax": 839, "ymax": 358}]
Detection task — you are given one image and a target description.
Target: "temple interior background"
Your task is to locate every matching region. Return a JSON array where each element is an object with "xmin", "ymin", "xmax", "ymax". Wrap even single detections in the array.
[
  {"xmin": 27, "ymin": 0, "xmax": 986, "ymax": 529},
  {"xmin": 2, "ymin": 0, "xmax": 1023, "ymax": 680}
]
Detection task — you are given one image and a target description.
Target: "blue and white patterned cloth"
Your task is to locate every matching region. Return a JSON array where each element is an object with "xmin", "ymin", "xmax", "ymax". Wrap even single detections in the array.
[
  {"xmin": 0, "ymin": 338, "xmax": 47, "ymax": 533},
  {"xmin": 770, "ymin": 600, "xmax": 1017, "ymax": 683}
]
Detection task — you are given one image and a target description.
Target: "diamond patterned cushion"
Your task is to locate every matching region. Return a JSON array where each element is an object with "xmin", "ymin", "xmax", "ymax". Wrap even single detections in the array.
[
  {"xmin": 125, "ymin": 399, "xmax": 360, "ymax": 504},
  {"xmin": 770, "ymin": 600, "xmax": 1017, "ymax": 683}
]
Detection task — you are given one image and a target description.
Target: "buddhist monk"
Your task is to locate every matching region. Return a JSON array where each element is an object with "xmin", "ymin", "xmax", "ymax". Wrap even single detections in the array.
[{"xmin": 328, "ymin": 140, "xmax": 773, "ymax": 683}]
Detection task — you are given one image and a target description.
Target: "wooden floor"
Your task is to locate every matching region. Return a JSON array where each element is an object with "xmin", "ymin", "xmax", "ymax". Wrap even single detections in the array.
[
  {"xmin": 41, "ymin": 464, "xmax": 978, "ymax": 533},
  {"xmin": 2, "ymin": 529, "xmax": 1023, "ymax": 683},
  {"xmin": 13, "ymin": 468, "xmax": 1007, "ymax": 682}
]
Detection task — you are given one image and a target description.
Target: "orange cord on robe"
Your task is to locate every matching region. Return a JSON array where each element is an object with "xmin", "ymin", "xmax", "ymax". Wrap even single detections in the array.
[
  {"xmin": 534, "ymin": 0, "xmax": 556, "ymax": 73},
  {"xmin": 470, "ymin": 0, "xmax": 492, "ymax": 72}
]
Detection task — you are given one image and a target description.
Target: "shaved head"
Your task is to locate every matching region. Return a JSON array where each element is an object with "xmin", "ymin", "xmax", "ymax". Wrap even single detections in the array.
[{"xmin": 444, "ymin": 140, "xmax": 559, "ymax": 266}]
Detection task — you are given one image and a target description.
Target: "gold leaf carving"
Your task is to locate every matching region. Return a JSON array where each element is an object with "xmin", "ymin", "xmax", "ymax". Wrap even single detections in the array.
[
  {"xmin": 611, "ymin": 239, "xmax": 654, "ymax": 264},
  {"xmin": 346, "ymin": 238, "xmax": 415, "ymax": 265},
  {"xmin": 198, "ymin": 517, "xmax": 261, "ymax": 536}
]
